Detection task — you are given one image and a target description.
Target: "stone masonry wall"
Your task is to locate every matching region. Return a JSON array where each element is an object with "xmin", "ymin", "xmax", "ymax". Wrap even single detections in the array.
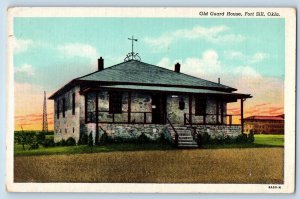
[
  {"xmin": 54, "ymin": 86, "xmax": 80, "ymax": 143},
  {"xmin": 195, "ymin": 125, "xmax": 241, "ymax": 139},
  {"xmin": 83, "ymin": 123, "xmax": 166, "ymax": 142}
]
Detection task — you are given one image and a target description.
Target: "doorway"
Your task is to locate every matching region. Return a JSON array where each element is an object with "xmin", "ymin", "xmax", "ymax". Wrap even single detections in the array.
[{"xmin": 151, "ymin": 93, "xmax": 166, "ymax": 124}]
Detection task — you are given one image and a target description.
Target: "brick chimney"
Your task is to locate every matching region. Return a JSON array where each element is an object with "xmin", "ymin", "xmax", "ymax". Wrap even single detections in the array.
[
  {"xmin": 174, "ymin": 62, "xmax": 180, "ymax": 73},
  {"xmin": 98, "ymin": 57, "xmax": 104, "ymax": 71}
]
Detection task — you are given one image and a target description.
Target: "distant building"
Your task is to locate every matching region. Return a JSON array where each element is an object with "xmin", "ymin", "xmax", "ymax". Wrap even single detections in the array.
[{"xmin": 244, "ymin": 115, "xmax": 284, "ymax": 134}]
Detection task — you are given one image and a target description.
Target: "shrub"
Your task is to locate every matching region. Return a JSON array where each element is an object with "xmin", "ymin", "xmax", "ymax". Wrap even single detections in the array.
[
  {"xmin": 66, "ymin": 137, "xmax": 76, "ymax": 146},
  {"xmin": 137, "ymin": 132, "xmax": 150, "ymax": 144},
  {"xmin": 88, "ymin": 132, "xmax": 94, "ymax": 146},
  {"xmin": 29, "ymin": 143, "xmax": 39, "ymax": 150},
  {"xmin": 36, "ymin": 132, "xmax": 46, "ymax": 145},
  {"xmin": 201, "ymin": 132, "xmax": 211, "ymax": 145},
  {"xmin": 111, "ymin": 136, "xmax": 136, "ymax": 144},
  {"xmin": 99, "ymin": 132, "xmax": 109, "ymax": 145},
  {"xmin": 236, "ymin": 133, "xmax": 248, "ymax": 144},
  {"xmin": 159, "ymin": 132, "xmax": 168, "ymax": 145},
  {"xmin": 61, "ymin": 139, "xmax": 67, "ymax": 146},
  {"xmin": 224, "ymin": 136, "xmax": 234, "ymax": 144},
  {"xmin": 247, "ymin": 131, "xmax": 255, "ymax": 143},
  {"xmin": 43, "ymin": 139, "xmax": 55, "ymax": 147},
  {"xmin": 55, "ymin": 139, "xmax": 67, "ymax": 146},
  {"xmin": 161, "ymin": 129, "xmax": 175, "ymax": 145},
  {"xmin": 95, "ymin": 131, "xmax": 100, "ymax": 146},
  {"xmin": 78, "ymin": 132, "xmax": 88, "ymax": 145}
]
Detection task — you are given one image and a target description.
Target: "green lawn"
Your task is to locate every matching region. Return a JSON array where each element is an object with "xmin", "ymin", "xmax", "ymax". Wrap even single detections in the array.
[
  {"xmin": 202, "ymin": 134, "xmax": 284, "ymax": 149},
  {"xmin": 253, "ymin": 134, "xmax": 284, "ymax": 147},
  {"xmin": 14, "ymin": 134, "xmax": 284, "ymax": 156},
  {"xmin": 14, "ymin": 143, "xmax": 174, "ymax": 156}
]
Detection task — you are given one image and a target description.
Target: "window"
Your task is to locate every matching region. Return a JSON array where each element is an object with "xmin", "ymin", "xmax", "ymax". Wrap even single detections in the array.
[
  {"xmin": 62, "ymin": 98, "xmax": 66, "ymax": 118},
  {"xmin": 72, "ymin": 93, "xmax": 75, "ymax": 115},
  {"xmin": 195, "ymin": 95, "xmax": 206, "ymax": 116},
  {"xmin": 56, "ymin": 100, "xmax": 60, "ymax": 119},
  {"xmin": 109, "ymin": 92, "xmax": 122, "ymax": 114}
]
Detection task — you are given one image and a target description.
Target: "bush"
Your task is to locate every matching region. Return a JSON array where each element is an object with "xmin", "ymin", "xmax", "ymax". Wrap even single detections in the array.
[
  {"xmin": 29, "ymin": 143, "xmax": 39, "ymax": 150},
  {"xmin": 236, "ymin": 133, "xmax": 248, "ymax": 144},
  {"xmin": 78, "ymin": 132, "xmax": 88, "ymax": 145},
  {"xmin": 99, "ymin": 132, "xmax": 109, "ymax": 145},
  {"xmin": 43, "ymin": 139, "xmax": 55, "ymax": 147},
  {"xmin": 61, "ymin": 139, "xmax": 67, "ymax": 146},
  {"xmin": 66, "ymin": 137, "xmax": 76, "ymax": 146},
  {"xmin": 201, "ymin": 132, "xmax": 211, "ymax": 145},
  {"xmin": 159, "ymin": 132, "xmax": 168, "ymax": 145},
  {"xmin": 247, "ymin": 131, "xmax": 255, "ymax": 143},
  {"xmin": 55, "ymin": 139, "xmax": 67, "ymax": 146},
  {"xmin": 137, "ymin": 132, "xmax": 150, "ymax": 144},
  {"xmin": 95, "ymin": 130, "xmax": 100, "ymax": 146},
  {"xmin": 224, "ymin": 136, "xmax": 234, "ymax": 144},
  {"xmin": 88, "ymin": 132, "xmax": 94, "ymax": 146},
  {"xmin": 36, "ymin": 132, "xmax": 46, "ymax": 145},
  {"xmin": 110, "ymin": 136, "xmax": 136, "ymax": 144}
]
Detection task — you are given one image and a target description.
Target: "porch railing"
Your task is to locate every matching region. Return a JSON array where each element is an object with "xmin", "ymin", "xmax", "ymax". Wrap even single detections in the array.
[
  {"xmin": 184, "ymin": 115, "xmax": 198, "ymax": 141},
  {"xmin": 166, "ymin": 116, "xmax": 178, "ymax": 147},
  {"xmin": 86, "ymin": 111, "xmax": 152, "ymax": 124},
  {"xmin": 184, "ymin": 113, "xmax": 241, "ymax": 126}
]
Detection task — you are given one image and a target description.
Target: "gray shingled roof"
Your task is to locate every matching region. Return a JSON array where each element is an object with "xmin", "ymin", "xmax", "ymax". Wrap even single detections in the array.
[{"xmin": 77, "ymin": 60, "xmax": 235, "ymax": 91}]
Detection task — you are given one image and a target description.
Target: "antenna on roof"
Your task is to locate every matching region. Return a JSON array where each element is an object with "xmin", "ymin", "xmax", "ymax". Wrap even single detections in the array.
[{"xmin": 124, "ymin": 36, "xmax": 141, "ymax": 62}]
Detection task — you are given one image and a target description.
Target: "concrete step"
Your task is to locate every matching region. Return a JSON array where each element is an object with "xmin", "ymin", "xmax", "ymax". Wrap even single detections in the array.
[
  {"xmin": 178, "ymin": 140, "xmax": 197, "ymax": 144},
  {"xmin": 174, "ymin": 127, "xmax": 189, "ymax": 130},
  {"xmin": 178, "ymin": 142, "xmax": 197, "ymax": 146},
  {"xmin": 178, "ymin": 144, "xmax": 198, "ymax": 148},
  {"xmin": 178, "ymin": 137, "xmax": 193, "ymax": 140},
  {"xmin": 177, "ymin": 133, "xmax": 192, "ymax": 136},
  {"xmin": 178, "ymin": 138, "xmax": 195, "ymax": 142}
]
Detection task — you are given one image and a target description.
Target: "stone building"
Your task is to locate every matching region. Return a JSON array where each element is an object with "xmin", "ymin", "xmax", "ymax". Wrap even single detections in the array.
[
  {"xmin": 49, "ymin": 57, "xmax": 251, "ymax": 147},
  {"xmin": 244, "ymin": 115, "xmax": 284, "ymax": 134}
]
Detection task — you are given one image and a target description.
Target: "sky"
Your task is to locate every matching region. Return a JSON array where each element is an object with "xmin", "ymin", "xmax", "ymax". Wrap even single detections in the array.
[{"xmin": 13, "ymin": 17, "xmax": 285, "ymax": 130}]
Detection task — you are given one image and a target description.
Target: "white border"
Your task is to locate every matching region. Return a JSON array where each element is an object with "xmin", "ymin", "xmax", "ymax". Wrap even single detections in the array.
[{"xmin": 6, "ymin": 7, "xmax": 296, "ymax": 193}]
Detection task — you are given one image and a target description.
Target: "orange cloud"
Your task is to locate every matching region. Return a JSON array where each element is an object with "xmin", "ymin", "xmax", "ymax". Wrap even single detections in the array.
[{"xmin": 15, "ymin": 82, "xmax": 54, "ymax": 131}]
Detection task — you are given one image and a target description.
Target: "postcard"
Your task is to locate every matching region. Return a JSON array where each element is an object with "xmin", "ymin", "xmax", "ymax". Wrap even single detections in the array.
[{"xmin": 6, "ymin": 7, "xmax": 296, "ymax": 193}]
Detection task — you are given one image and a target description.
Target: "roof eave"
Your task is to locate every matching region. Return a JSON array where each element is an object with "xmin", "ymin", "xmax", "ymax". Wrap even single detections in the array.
[
  {"xmin": 76, "ymin": 79, "xmax": 237, "ymax": 93},
  {"xmin": 48, "ymin": 79, "xmax": 78, "ymax": 100}
]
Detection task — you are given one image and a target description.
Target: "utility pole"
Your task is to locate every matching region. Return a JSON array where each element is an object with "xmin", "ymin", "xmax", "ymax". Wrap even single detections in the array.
[{"xmin": 42, "ymin": 91, "xmax": 48, "ymax": 132}]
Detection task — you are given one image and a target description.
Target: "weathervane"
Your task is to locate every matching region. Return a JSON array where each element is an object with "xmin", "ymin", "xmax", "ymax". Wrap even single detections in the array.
[{"xmin": 124, "ymin": 36, "xmax": 141, "ymax": 62}]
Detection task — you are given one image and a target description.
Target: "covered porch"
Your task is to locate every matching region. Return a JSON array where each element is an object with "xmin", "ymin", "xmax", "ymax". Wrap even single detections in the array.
[{"xmin": 81, "ymin": 84, "xmax": 251, "ymax": 132}]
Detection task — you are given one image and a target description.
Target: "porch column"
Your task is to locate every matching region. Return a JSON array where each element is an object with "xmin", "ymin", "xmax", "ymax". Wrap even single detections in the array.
[
  {"xmin": 128, "ymin": 92, "xmax": 131, "ymax": 123},
  {"xmin": 188, "ymin": 94, "xmax": 192, "ymax": 124},
  {"xmin": 216, "ymin": 99, "xmax": 219, "ymax": 124},
  {"xmin": 95, "ymin": 92, "xmax": 99, "ymax": 144},
  {"xmin": 241, "ymin": 98, "xmax": 244, "ymax": 134}
]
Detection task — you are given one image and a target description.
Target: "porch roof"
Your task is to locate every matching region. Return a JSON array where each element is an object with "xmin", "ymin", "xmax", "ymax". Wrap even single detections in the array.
[{"xmin": 89, "ymin": 85, "xmax": 252, "ymax": 99}]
